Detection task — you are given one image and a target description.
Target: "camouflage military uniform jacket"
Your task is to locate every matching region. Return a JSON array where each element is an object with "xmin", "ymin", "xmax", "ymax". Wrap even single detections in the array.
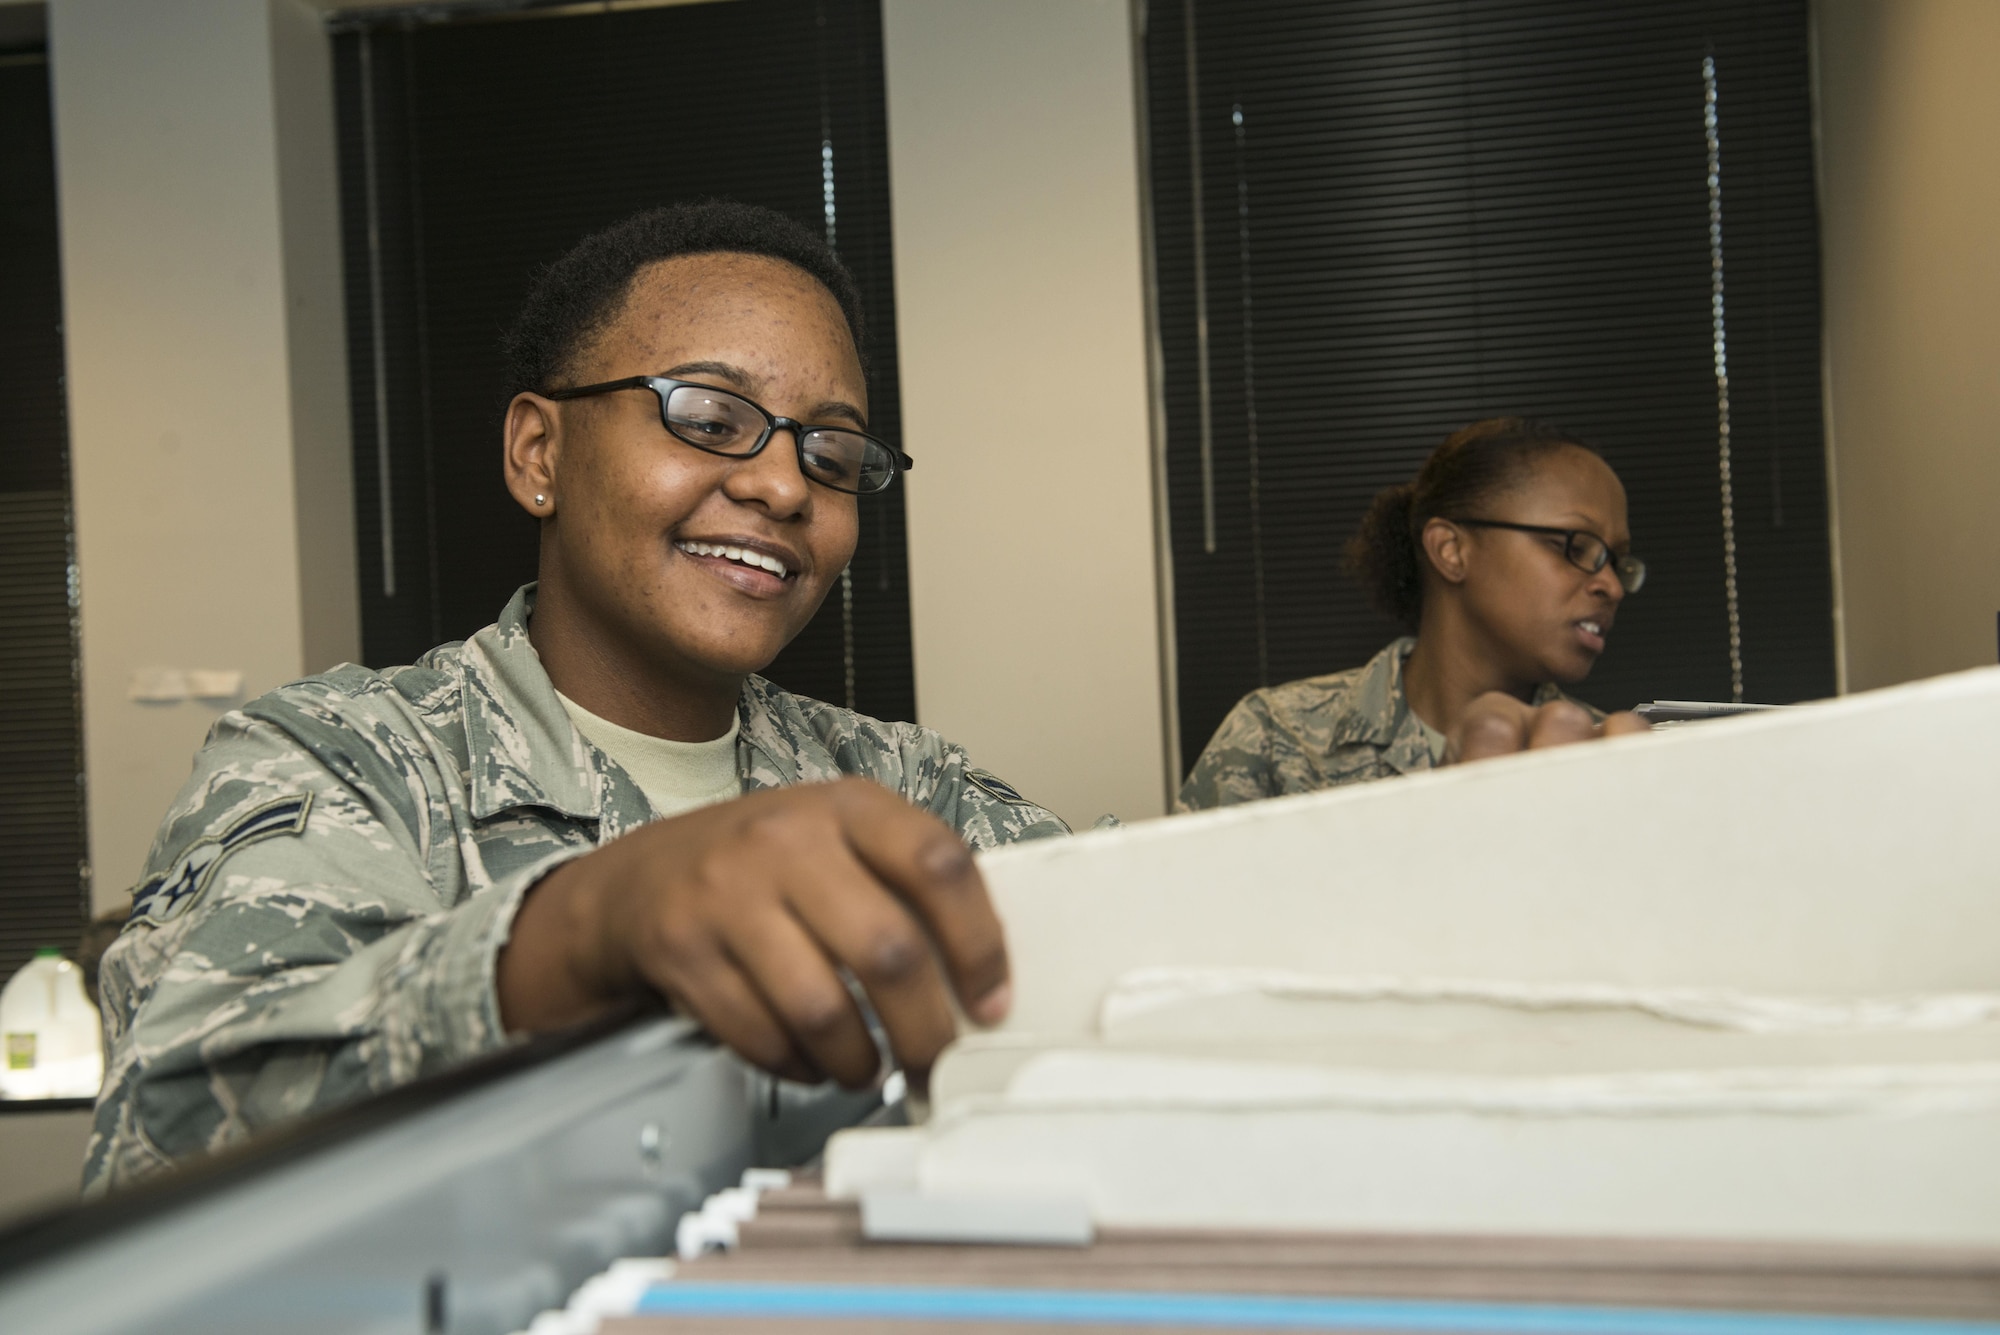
[
  {"xmin": 87, "ymin": 585, "xmax": 1066, "ymax": 1194},
  {"xmin": 1176, "ymin": 637, "xmax": 1595, "ymax": 810}
]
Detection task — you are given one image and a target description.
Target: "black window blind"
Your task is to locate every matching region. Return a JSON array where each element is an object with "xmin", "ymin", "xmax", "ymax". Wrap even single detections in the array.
[
  {"xmin": 332, "ymin": 0, "xmax": 913, "ymax": 722},
  {"xmin": 1145, "ymin": 0, "xmax": 1834, "ymax": 773},
  {"xmin": 0, "ymin": 47, "xmax": 90, "ymax": 981}
]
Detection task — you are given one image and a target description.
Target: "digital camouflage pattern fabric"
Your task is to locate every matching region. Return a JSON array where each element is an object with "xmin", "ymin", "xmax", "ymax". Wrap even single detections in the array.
[
  {"xmin": 1176, "ymin": 637, "xmax": 1599, "ymax": 811},
  {"xmin": 87, "ymin": 585, "xmax": 1067, "ymax": 1194}
]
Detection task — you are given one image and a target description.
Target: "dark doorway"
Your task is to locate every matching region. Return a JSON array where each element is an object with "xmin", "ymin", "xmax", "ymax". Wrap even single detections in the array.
[{"xmin": 333, "ymin": 0, "xmax": 912, "ymax": 721}]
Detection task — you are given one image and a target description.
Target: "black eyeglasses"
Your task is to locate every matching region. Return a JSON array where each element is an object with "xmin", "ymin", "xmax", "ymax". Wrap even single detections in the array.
[
  {"xmin": 1453, "ymin": 518, "xmax": 1647, "ymax": 594},
  {"xmin": 544, "ymin": 376, "xmax": 912, "ymax": 496}
]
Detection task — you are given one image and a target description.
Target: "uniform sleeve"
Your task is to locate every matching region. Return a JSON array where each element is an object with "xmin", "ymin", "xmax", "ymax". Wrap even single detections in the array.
[
  {"xmin": 1176, "ymin": 692, "xmax": 1285, "ymax": 812},
  {"xmin": 913, "ymin": 740, "xmax": 1071, "ymax": 848},
  {"xmin": 84, "ymin": 702, "xmax": 586, "ymax": 1195}
]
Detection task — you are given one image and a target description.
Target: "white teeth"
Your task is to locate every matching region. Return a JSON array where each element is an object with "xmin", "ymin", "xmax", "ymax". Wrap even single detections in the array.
[
  {"xmin": 1580, "ymin": 620, "xmax": 1603, "ymax": 635},
  {"xmin": 676, "ymin": 540, "xmax": 790, "ymax": 579}
]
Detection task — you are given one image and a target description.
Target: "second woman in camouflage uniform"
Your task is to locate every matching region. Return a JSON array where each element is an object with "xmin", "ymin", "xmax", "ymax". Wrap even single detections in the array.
[{"xmin": 1179, "ymin": 418, "xmax": 1646, "ymax": 810}]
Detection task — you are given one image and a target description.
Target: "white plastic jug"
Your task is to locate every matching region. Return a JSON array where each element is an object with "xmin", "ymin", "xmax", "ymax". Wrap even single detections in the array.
[{"xmin": 0, "ymin": 949, "xmax": 104, "ymax": 1100}]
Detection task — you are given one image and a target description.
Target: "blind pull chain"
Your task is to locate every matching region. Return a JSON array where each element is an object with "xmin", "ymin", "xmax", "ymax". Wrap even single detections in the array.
[
  {"xmin": 359, "ymin": 31, "xmax": 396, "ymax": 600},
  {"xmin": 1184, "ymin": 0, "xmax": 1217, "ymax": 556},
  {"xmin": 1233, "ymin": 103, "xmax": 1269, "ymax": 687},
  {"xmin": 1704, "ymin": 52, "xmax": 1746, "ymax": 705}
]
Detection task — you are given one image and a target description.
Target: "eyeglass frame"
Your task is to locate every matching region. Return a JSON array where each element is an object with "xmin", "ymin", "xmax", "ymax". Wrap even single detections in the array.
[
  {"xmin": 542, "ymin": 375, "xmax": 914, "ymax": 496},
  {"xmin": 1448, "ymin": 517, "xmax": 1647, "ymax": 594}
]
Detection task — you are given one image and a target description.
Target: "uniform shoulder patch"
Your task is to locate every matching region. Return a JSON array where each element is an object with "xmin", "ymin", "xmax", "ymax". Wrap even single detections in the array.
[
  {"xmin": 129, "ymin": 792, "xmax": 314, "ymax": 927},
  {"xmin": 966, "ymin": 768, "xmax": 1034, "ymax": 807}
]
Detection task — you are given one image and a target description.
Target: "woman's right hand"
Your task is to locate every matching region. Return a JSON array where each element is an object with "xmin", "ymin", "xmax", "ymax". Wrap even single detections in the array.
[
  {"xmin": 1446, "ymin": 692, "xmax": 1650, "ymax": 763},
  {"xmin": 495, "ymin": 777, "xmax": 1011, "ymax": 1089}
]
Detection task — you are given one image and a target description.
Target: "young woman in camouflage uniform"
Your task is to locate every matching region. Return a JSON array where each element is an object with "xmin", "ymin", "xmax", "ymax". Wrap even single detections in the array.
[
  {"xmin": 87, "ymin": 203, "xmax": 1066, "ymax": 1193},
  {"xmin": 1179, "ymin": 418, "xmax": 1650, "ymax": 810}
]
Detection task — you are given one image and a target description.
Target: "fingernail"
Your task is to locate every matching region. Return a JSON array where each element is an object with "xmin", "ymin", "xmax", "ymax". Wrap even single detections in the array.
[{"xmin": 970, "ymin": 980, "xmax": 1012, "ymax": 1026}]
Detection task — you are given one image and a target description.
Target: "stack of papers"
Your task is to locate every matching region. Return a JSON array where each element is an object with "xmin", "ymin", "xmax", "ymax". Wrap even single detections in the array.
[{"xmin": 830, "ymin": 669, "xmax": 2000, "ymax": 1247}]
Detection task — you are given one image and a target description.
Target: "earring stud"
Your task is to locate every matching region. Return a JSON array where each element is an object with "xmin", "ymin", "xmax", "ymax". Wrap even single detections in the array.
[{"xmin": 534, "ymin": 493, "xmax": 547, "ymax": 506}]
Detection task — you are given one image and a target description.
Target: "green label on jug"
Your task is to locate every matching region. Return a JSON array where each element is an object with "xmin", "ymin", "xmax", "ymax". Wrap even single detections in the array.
[{"xmin": 5, "ymin": 1033, "xmax": 34, "ymax": 1070}]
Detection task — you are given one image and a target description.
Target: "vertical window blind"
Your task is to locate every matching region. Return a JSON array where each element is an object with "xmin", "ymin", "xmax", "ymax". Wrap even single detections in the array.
[
  {"xmin": 0, "ymin": 47, "xmax": 90, "ymax": 981},
  {"xmin": 332, "ymin": 0, "xmax": 913, "ymax": 722},
  {"xmin": 1145, "ymin": 0, "xmax": 1833, "ymax": 773}
]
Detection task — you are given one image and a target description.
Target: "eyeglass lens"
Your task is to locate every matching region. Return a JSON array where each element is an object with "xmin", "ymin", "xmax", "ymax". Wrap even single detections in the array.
[
  {"xmin": 1564, "ymin": 532, "xmax": 1611, "ymax": 573},
  {"xmin": 1562, "ymin": 532, "xmax": 1646, "ymax": 594},
  {"xmin": 660, "ymin": 383, "xmax": 896, "ymax": 495}
]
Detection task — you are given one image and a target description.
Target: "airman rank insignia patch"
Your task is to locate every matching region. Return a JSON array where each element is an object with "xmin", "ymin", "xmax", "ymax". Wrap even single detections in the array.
[
  {"xmin": 966, "ymin": 768, "xmax": 1033, "ymax": 806},
  {"xmin": 129, "ymin": 793, "xmax": 314, "ymax": 927}
]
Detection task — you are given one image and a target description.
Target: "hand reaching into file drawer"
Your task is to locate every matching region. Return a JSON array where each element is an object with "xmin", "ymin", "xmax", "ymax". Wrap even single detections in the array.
[{"xmin": 497, "ymin": 777, "xmax": 1011, "ymax": 1091}]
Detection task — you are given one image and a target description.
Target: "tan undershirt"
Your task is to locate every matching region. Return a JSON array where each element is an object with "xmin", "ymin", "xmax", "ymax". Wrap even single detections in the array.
[{"xmin": 555, "ymin": 691, "xmax": 742, "ymax": 819}]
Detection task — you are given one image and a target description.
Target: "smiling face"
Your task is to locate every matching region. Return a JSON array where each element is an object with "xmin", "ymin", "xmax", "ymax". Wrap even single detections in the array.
[
  {"xmin": 509, "ymin": 252, "xmax": 865, "ymax": 720},
  {"xmin": 1449, "ymin": 445, "xmax": 1632, "ymax": 685}
]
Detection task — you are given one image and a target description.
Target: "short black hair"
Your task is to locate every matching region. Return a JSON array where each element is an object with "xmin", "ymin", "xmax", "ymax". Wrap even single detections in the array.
[
  {"xmin": 500, "ymin": 199, "xmax": 866, "ymax": 399},
  {"xmin": 1344, "ymin": 417, "xmax": 1603, "ymax": 629}
]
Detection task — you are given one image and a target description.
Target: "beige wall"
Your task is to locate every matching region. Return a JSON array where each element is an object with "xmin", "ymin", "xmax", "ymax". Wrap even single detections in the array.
[
  {"xmin": 1817, "ymin": 0, "xmax": 2000, "ymax": 690},
  {"xmin": 883, "ymin": 0, "xmax": 1171, "ymax": 829},
  {"xmin": 49, "ymin": 0, "xmax": 356, "ymax": 911}
]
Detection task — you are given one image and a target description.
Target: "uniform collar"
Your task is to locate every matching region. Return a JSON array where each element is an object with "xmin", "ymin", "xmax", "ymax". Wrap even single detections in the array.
[
  {"xmin": 735, "ymin": 674, "xmax": 844, "ymax": 790},
  {"xmin": 1328, "ymin": 636, "xmax": 1420, "ymax": 748},
  {"xmin": 462, "ymin": 585, "xmax": 866, "ymax": 820},
  {"xmin": 460, "ymin": 584, "xmax": 609, "ymax": 823},
  {"xmin": 1328, "ymin": 636, "xmax": 1436, "ymax": 776}
]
